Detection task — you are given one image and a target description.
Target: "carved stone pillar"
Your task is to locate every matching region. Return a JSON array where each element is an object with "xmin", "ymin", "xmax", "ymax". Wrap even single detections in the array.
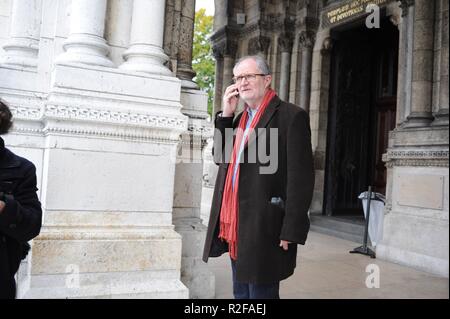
[
  {"xmin": 248, "ymin": 36, "xmax": 271, "ymax": 59},
  {"xmin": 0, "ymin": 0, "xmax": 42, "ymax": 68},
  {"xmin": 394, "ymin": 1, "xmax": 408, "ymax": 125},
  {"xmin": 56, "ymin": 0, "xmax": 113, "ymax": 67},
  {"xmin": 434, "ymin": 0, "xmax": 449, "ymax": 126},
  {"xmin": 212, "ymin": 45, "xmax": 224, "ymax": 115},
  {"xmin": 404, "ymin": 0, "xmax": 435, "ymax": 127},
  {"xmin": 120, "ymin": 0, "xmax": 172, "ymax": 75},
  {"xmin": 177, "ymin": 0, "xmax": 198, "ymax": 88},
  {"xmin": 278, "ymin": 35, "xmax": 294, "ymax": 101},
  {"xmin": 222, "ymin": 40, "xmax": 237, "ymax": 96},
  {"xmin": 298, "ymin": 31, "xmax": 315, "ymax": 112}
]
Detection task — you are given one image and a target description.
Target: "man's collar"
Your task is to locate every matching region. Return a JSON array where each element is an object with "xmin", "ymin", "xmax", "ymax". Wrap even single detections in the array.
[{"xmin": 245, "ymin": 106, "xmax": 258, "ymax": 117}]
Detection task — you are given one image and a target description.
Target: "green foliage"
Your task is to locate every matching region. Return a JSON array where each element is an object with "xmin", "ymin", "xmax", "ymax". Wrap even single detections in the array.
[{"xmin": 193, "ymin": 8, "xmax": 215, "ymax": 116}]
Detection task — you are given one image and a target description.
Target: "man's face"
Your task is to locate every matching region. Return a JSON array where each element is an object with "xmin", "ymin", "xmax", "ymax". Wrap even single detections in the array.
[{"xmin": 233, "ymin": 59, "xmax": 272, "ymax": 107}]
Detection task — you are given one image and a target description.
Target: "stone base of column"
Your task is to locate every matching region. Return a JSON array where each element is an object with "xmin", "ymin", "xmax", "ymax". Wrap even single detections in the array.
[
  {"xmin": 380, "ymin": 126, "xmax": 449, "ymax": 278},
  {"xmin": 432, "ymin": 109, "xmax": 449, "ymax": 126},
  {"xmin": 403, "ymin": 111, "xmax": 434, "ymax": 128},
  {"xmin": 120, "ymin": 44, "xmax": 172, "ymax": 76},
  {"xmin": 6, "ymin": 62, "xmax": 190, "ymax": 299},
  {"xmin": 201, "ymin": 139, "xmax": 217, "ymax": 226},
  {"xmin": 0, "ymin": 36, "xmax": 39, "ymax": 69},
  {"xmin": 172, "ymin": 88, "xmax": 214, "ymax": 298},
  {"xmin": 56, "ymin": 34, "xmax": 115, "ymax": 68},
  {"xmin": 178, "ymin": 66, "xmax": 199, "ymax": 89},
  {"xmin": 22, "ymin": 227, "xmax": 188, "ymax": 299},
  {"xmin": 181, "ymin": 79, "xmax": 200, "ymax": 90},
  {"xmin": 174, "ymin": 218, "xmax": 215, "ymax": 298}
]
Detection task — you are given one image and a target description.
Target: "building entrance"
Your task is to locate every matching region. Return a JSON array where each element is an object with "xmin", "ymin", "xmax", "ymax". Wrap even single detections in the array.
[{"xmin": 324, "ymin": 17, "xmax": 399, "ymax": 216}]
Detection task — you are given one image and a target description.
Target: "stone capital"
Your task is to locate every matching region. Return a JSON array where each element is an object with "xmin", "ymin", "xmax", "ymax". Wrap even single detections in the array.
[
  {"xmin": 248, "ymin": 36, "xmax": 271, "ymax": 56},
  {"xmin": 278, "ymin": 35, "xmax": 294, "ymax": 53},
  {"xmin": 400, "ymin": 0, "xmax": 415, "ymax": 17},
  {"xmin": 212, "ymin": 39, "xmax": 238, "ymax": 59},
  {"xmin": 299, "ymin": 31, "xmax": 316, "ymax": 50}
]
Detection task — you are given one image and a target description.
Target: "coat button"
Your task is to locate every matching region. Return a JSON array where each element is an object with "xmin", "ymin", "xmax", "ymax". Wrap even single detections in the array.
[{"xmin": 9, "ymin": 224, "xmax": 17, "ymax": 229}]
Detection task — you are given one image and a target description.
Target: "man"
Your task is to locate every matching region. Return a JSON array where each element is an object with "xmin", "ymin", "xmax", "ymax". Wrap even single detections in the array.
[
  {"xmin": 0, "ymin": 99, "xmax": 42, "ymax": 299},
  {"xmin": 202, "ymin": 55, "xmax": 314, "ymax": 299}
]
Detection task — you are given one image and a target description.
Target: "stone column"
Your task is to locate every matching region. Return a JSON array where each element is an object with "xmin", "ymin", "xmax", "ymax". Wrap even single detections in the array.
[
  {"xmin": 397, "ymin": 0, "xmax": 415, "ymax": 124},
  {"xmin": 278, "ymin": 36, "xmax": 293, "ymax": 101},
  {"xmin": 434, "ymin": 0, "xmax": 449, "ymax": 125},
  {"xmin": 177, "ymin": 0, "xmax": 198, "ymax": 88},
  {"xmin": 222, "ymin": 41, "xmax": 237, "ymax": 98},
  {"xmin": 173, "ymin": 114, "xmax": 215, "ymax": 299},
  {"xmin": 0, "ymin": 0, "xmax": 42, "ymax": 68},
  {"xmin": 212, "ymin": 45, "xmax": 224, "ymax": 115},
  {"xmin": 299, "ymin": 31, "xmax": 315, "ymax": 112},
  {"xmin": 56, "ymin": 0, "xmax": 113, "ymax": 67},
  {"xmin": 223, "ymin": 55, "xmax": 234, "ymax": 89},
  {"xmin": 404, "ymin": 0, "xmax": 435, "ymax": 127},
  {"xmin": 395, "ymin": 1, "xmax": 408, "ymax": 125},
  {"xmin": 309, "ymin": 35, "xmax": 332, "ymax": 215},
  {"xmin": 120, "ymin": 0, "xmax": 172, "ymax": 75}
]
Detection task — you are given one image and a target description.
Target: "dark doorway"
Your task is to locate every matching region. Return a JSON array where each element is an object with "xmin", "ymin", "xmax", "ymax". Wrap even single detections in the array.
[{"xmin": 324, "ymin": 17, "xmax": 399, "ymax": 216}]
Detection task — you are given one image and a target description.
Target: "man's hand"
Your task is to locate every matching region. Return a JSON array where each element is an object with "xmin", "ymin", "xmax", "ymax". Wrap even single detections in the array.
[
  {"xmin": 222, "ymin": 84, "xmax": 240, "ymax": 117},
  {"xmin": 0, "ymin": 200, "xmax": 5, "ymax": 214},
  {"xmin": 279, "ymin": 240, "xmax": 292, "ymax": 251}
]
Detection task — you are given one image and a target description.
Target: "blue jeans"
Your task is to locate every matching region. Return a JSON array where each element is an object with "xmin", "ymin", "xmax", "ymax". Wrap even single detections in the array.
[{"xmin": 231, "ymin": 259, "xmax": 280, "ymax": 299}]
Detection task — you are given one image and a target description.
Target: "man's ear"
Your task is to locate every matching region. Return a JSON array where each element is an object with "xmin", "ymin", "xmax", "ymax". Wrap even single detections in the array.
[{"xmin": 265, "ymin": 75, "xmax": 272, "ymax": 88}]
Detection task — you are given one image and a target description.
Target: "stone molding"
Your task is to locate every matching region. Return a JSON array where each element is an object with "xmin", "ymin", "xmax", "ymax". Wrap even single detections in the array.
[
  {"xmin": 187, "ymin": 121, "xmax": 213, "ymax": 138},
  {"xmin": 9, "ymin": 105, "xmax": 41, "ymax": 120},
  {"xmin": 384, "ymin": 149, "xmax": 449, "ymax": 167},
  {"xmin": 10, "ymin": 103, "xmax": 188, "ymax": 142},
  {"xmin": 44, "ymin": 104, "xmax": 186, "ymax": 130}
]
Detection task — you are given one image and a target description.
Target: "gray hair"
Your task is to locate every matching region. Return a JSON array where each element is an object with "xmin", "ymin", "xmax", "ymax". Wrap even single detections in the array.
[{"xmin": 233, "ymin": 55, "xmax": 271, "ymax": 75}]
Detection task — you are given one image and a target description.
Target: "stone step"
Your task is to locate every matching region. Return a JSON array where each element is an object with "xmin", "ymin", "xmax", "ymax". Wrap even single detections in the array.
[{"xmin": 310, "ymin": 214, "xmax": 366, "ymax": 244}]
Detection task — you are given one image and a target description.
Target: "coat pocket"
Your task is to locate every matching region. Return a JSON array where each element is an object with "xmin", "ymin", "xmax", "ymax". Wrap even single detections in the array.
[{"xmin": 267, "ymin": 198, "xmax": 285, "ymax": 241}]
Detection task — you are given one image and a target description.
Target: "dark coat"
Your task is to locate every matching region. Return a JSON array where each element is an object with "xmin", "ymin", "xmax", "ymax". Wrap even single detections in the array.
[
  {"xmin": 202, "ymin": 96, "xmax": 315, "ymax": 284},
  {"xmin": 0, "ymin": 137, "xmax": 42, "ymax": 299}
]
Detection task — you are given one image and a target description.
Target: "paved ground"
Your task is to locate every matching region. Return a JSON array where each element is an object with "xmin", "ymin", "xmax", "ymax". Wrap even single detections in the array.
[{"xmin": 204, "ymin": 231, "xmax": 449, "ymax": 299}]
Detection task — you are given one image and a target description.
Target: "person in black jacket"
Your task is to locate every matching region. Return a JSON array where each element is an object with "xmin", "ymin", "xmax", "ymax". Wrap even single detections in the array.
[
  {"xmin": 203, "ymin": 56, "xmax": 314, "ymax": 299},
  {"xmin": 0, "ymin": 99, "xmax": 42, "ymax": 299}
]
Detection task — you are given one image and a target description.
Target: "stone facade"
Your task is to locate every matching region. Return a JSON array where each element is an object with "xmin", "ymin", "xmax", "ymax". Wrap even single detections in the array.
[
  {"xmin": 211, "ymin": 0, "xmax": 448, "ymax": 277},
  {"xmin": 0, "ymin": 0, "xmax": 213, "ymax": 298}
]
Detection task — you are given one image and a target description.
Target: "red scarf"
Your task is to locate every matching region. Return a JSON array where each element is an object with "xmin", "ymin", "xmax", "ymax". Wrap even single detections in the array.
[{"xmin": 219, "ymin": 89, "xmax": 277, "ymax": 260}]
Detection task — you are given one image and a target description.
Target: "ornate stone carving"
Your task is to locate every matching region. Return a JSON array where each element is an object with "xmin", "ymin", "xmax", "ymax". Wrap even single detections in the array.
[
  {"xmin": 248, "ymin": 36, "xmax": 271, "ymax": 56},
  {"xmin": 278, "ymin": 35, "xmax": 294, "ymax": 53},
  {"xmin": 212, "ymin": 39, "xmax": 238, "ymax": 59},
  {"xmin": 44, "ymin": 104, "xmax": 186, "ymax": 130},
  {"xmin": 240, "ymin": 22, "xmax": 260, "ymax": 37},
  {"xmin": 400, "ymin": 0, "xmax": 415, "ymax": 17},
  {"xmin": 321, "ymin": 37, "xmax": 333, "ymax": 54},
  {"xmin": 212, "ymin": 44, "xmax": 224, "ymax": 60},
  {"xmin": 384, "ymin": 149, "xmax": 449, "ymax": 167},
  {"xmin": 299, "ymin": 31, "xmax": 316, "ymax": 49},
  {"xmin": 10, "ymin": 106, "xmax": 41, "ymax": 119}
]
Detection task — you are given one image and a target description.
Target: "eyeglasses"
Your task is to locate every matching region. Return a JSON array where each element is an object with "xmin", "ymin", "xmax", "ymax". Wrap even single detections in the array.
[{"xmin": 232, "ymin": 73, "xmax": 267, "ymax": 84}]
